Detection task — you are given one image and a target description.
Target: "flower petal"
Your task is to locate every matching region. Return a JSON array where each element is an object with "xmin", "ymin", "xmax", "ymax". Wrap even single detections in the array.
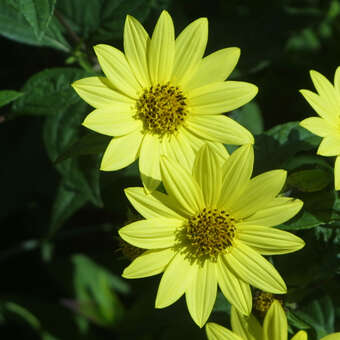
[
  {"xmin": 230, "ymin": 170, "xmax": 287, "ymax": 219},
  {"xmin": 119, "ymin": 217, "xmax": 182, "ymax": 249},
  {"xmin": 94, "ymin": 44, "xmax": 141, "ymax": 98},
  {"xmin": 72, "ymin": 77, "xmax": 135, "ymax": 108},
  {"xmin": 139, "ymin": 134, "xmax": 161, "ymax": 192},
  {"xmin": 216, "ymin": 255, "xmax": 252, "ymax": 315},
  {"xmin": 224, "ymin": 242, "xmax": 286, "ymax": 293},
  {"xmin": 186, "ymin": 115, "xmax": 254, "ymax": 145},
  {"xmin": 291, "ymin": 331, "xmax": 308, "ymax": 340},
  {"xmin": 335, "ymin": 156, "xmax": 340, "ymax": 190},
  {"xmin": 193, "ymin": 144, "xmax": 223, "ymax": 207},
  {"xmin": 238, "ymin": 225, "xmax": 305, "ymax": 255},
  {"xmin": 300, "ymin": 89, "xmax": 338, "ymax": 124},
  {"xmin": 172, "ymin": 17, "xmax": 208, "ymax": 87},
  {"xmin": 300, "ymin": 117, "xmax": 337, "ymax": 138},
  {"xmin": 148, "ymin": 10, "xmax": 175, "ymax": 85},
  {"xmin": 100, "ymin": 130, "xmax": 143, "ymax": 171},
  {"xmin": 242, "ymin": 197, "xmax": 303, "ymax": 227},
  {"xmin": 334, "ymin": 66, "xmax": 340, "ymax": 92},
  {"xmin": 122, "ymin": 248, "xmax": 175, "ymax": 279},
  {"xmin": 186, "ymin": 261, "xmax": 217, "ymax": 328},
  {"xmin": 160, "ymin": 157, "xmax": 204, "ymax": 216},
  {"xmin": 124, "ymin": 187, "xmax": 185, "ymax": 219},
  {"xmin": 317, "ymin": 135, "xmax": 340, "ymax": 156},
  {"xmin": 230, "ymin": 306, "xmax": 262, "ymax": 340},
  {"xmin": 156, "ymin": 253, "xmax": 195, "ymax": 308},
  {"xmin": 263, "ymin": 300, "xmax": 287, "ymax": 340},
  {"xmin": 188, "ymin": 81, "xmax": 258, "ymax": 115},
  {"xmin": 186, "ymin": 48, "xmax": 240, "ymax": 91},
  {"xmin": 83, "ymin": 107, "xmax": 141, "ymax": 136},
  {"xmin": 218, "ymin": 144, "xmax": 254, "ymax": 209},
  {"xmin": 320, "ymin": 333, "xmax": 340, "ymax": 340},
  {"xmin": 206, "ymin": 323, "xmax": 243, "ymax": 340},
  {"xmin": 124, "ymin": 15, "xmax": 150, "ymax": 87}
]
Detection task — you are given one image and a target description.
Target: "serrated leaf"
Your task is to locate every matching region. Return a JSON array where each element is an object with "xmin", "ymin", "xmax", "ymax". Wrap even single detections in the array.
[
  {"xmin": 230, "ymin": 101, "xmax": 264, "ymax": 135},
  {"xmin": 0, "ymin": 1, "xmax": 69, "ymax": 51},
  {"xmin": 12, "ymin": 68, "xmax": 93, "ymax": 116},
  {"xmin": 0, "ymin": 90, "xmax": 23, "ymax": 108},
  {"xmin": 288, "ymin": 169, "xmax": 332, "ymax": 192}
]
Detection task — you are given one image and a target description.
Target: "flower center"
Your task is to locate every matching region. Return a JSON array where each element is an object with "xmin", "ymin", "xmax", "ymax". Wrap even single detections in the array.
[
  {"xmin": 253, "ymin": 290, "xmax": 284, "ymax": 317},
  {"xmin": 179, "ymin": 208, "xmax": 237, "ymax": 263},
  {"xmin": 135, "ymin": 83, "xmax": 188, "ymax": 136}
]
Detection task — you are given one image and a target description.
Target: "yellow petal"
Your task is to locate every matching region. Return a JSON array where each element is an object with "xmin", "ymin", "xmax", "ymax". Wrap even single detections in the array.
[
  {"xmin": 231, "ymin": 170, "xmax": 287, "ymax": 219},
  {"xmin": 94, "ymin": 44, "xmax": 141, "ymax": 98},
  {"xmin": 216, "ymin": 255, "xmax": 252, "ymax": 315},
  {"xmin": 186, "ymin": 48, "xmax": 241, "ymax": 91},
  {"xmin": 119, "ymin": 217, "xmax": 182, "ymax": 249},
  {"xmin": 172, "ymin": 17, "xmax": 208, "ymax": 87},
  {"xmin": 188, "ymin": 81, "xmax": 258, "ymax": 115},
  {"xmin": 156, "ymin": 252, "xmax": 195, "ymax": 308},
  {"xmin": 242, "ymin": 197, "xmax": 303, "ymax": 227},
  {"xmin": 291, "ymin": 331, "xmax": 308, "ymax": 340},
  {"xmin": 209, "ymin": 142, "xmax": 230, "ymax": 166},
  {"xmin": 83, "ymin": 107, "xmax": 141, "ymax": 136},
  {"xmin": 230, "ymin": 306, "xmax": 262, "ymax": 340},
  {"xmin": 317, "ymin": 136, "xmax": 340, "ymax": 156},
  {"xmin": 238, "ymin": 225, "xmax": 305, "ymax": 255},
  {"xmin": 124, "ymin": 187, "xmax": 185, "ymax": 219},
  {"xmin": 310, "ymin": 70, "xmax": 340, "ymax": 111},
  {"xmin": 320, "ymin": 333, "xmax": 340, "ymax": 340},
  {"xmin": 186, "ymin": 261, "xmax": 217, "ymax": 328},
  {"xmin": 300, "ymin": 117, "xmax": 337, "ymax": 138},
  {"xmin": 162, "ymin": 127, "xmax": 205, "ymax": 175},
  {"xmin": 160, "ymin": 157, "xmax": 204, "ymax": 216},
  {"xmin": 124, "ymin": 15, "xmax": 150, "ymax": 87},
  {"xmin": 139, "ymin": 134, "xmax": 161, "ymax": 192},
  {"xmin": 263, "ymin": 300, "xmax": 287, "ymax": 340},
  {"xmin": 300, "ymin": 89, "xmax": 338, "ymax": 124},
  {"xmin": 206, "ymin": 323, "xmax": 244, "ymax": 340},
  {"xmin": 122, "ymin": 248, "xmax": 175, "ymax": 279},
  {"xmin": 218, "ymin": 144, "xmax": 254, "ymax": 209},
  {"xmin": 100, "ymin": 130, "xmax": 143, "ymax": 171},
  {"xmin": 335, "ymin": 156, "xmax": 340, "ymax": 190},
  {"xmin": 148, "ymin": 10, "xmax": 175, "ymax": 84},
  {"xmin": 224, "ymin": 242, "xmax": 286, "ymax": 293},
  {"xmin": 186, "ymin": 115, "xmax": 254, "ymax": 145},
  {"xmin": 193, "ymin": 144, "xmax": 223, "ymax": 207},
  {"xmin": 72, "ymin": 76, "xmax": 135, "ymax": 108},
  {"xmin": 334, "ymin": 66, "xmax": 340, "ymax": 92}
]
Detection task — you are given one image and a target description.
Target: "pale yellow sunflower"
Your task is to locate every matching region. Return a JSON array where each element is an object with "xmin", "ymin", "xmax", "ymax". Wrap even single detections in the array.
[
  {"xmin": 72, "ymin": 10, "xmax": 258, "ymax": 192},
  {"xmin": 300, "ymin": 67, "xmax": 340, "ymax": 190},
  {"xmin": 119, "ymin": 143, "xmax": 304, "ymax": 327},
  {"xmin": 206, "ymin": 300, "xmax": 340, "ymax": 340}
]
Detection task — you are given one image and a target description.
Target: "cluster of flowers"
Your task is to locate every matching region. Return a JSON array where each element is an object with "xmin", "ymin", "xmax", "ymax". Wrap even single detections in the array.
[{"xmin": 72, "ymin": 10, "xmax": 340, "ymax": 340}]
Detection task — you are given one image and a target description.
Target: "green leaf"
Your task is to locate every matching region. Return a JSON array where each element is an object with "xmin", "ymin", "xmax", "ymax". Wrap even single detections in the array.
[
  {"xmin": 287, "ymin": 169, "xmax": 332, "ymax": 192},
  {"xmin": 286, "ymin": 310, "xmax": 311, "ymax": 330},
  {"xmin": 15, "ymin": 0, "xmax": 57, "ymax": 40},
  {"xmin": 71, "ymin": 254, "xmax": 128, "ymax": 327},
  {"xmin": 55, "ymin": 133, "xmax": 111, "ymax": 163},
  {"xmin": 230, "ymin": 102, "xmax": 264, "ymax": 135},
  {"xmin": 294, "ymin": 296, "xmax": 335, "ymax": 338},
  {"xmin": 56, "ymin": 0, "xmax": 170, "ymax": 42},
  {"xmin": 0, "ymin": 90, "xmax": 23, "ymax": 108},
  {"xmin": 254, "ymin": 121, "xmax": 321, "ymax": 174},
  {"xmin": 12, "ymin": 68, "xmax": 93, "ymax": 116},
  {"xmin": 0, "ymin": 1, "xmax": 70, "ymax": 51},
  {"xmin": 48, "ymin": 179, "xmax": 88, "ymax": 236}
]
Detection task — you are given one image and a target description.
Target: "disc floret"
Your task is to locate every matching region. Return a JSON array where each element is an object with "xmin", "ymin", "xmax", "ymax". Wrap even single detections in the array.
[{"xmin": 135, "ymin": 82, "xmax": 188, "ymax": 136}]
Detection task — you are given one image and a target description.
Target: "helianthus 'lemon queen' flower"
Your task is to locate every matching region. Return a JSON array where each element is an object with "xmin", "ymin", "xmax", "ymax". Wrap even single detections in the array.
[
  {"xmin": 206, "ymin": 300, "xmax": 340, "ymax": 340},
  {"xmin": 72, "ymin": 10, "xmax": 258, "ymax": 192},
  {"xmin": 300, "ymin": 68, "xmax": 340, "ymax": 190},
  {"xmin": 119, "ymin": 143, "xmax": 304, "ymax": 327}
]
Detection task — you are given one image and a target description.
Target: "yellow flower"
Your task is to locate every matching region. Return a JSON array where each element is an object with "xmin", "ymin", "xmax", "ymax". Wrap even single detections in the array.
[
  {"xmin": 300, "ymin": 68, "xmax": 340, "ymax": 190},
  {"xmin": 72, "ymin": 10, "xmax": 258, "ymax": 192},
  {"xmin": 206, "ymin": 300, "xmax": 340, "ymax": 340},
  {"xmin": 119, "ymin": 143, "xmax": 304, "ymax": 327}
]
